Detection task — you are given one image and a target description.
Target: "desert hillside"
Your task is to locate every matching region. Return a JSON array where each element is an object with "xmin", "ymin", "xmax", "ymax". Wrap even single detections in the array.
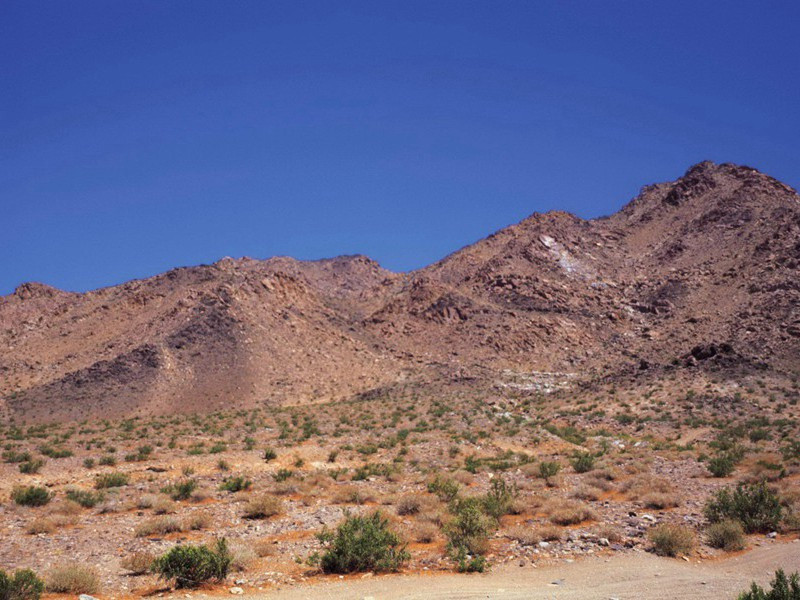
[{"xmin": 1, "ymin": 161, "xmax": 799, "ymax": 423}]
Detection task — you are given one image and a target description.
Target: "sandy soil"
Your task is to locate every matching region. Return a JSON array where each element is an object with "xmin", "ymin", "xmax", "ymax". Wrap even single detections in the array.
[{"xmin": 247, "ymin": 541, "xmax": 800, "ymax": 600}]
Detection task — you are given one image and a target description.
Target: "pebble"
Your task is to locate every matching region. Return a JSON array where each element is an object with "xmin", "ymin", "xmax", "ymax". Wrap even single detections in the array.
[{"xmin": 229, "ymin": 587, "xmax": 244, "ymax": 595}]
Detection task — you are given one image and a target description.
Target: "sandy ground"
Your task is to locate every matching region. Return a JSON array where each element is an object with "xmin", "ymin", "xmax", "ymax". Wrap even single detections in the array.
[{"xmin": 247, "ymin": 541, "xmax": 800, "ymax": 600}]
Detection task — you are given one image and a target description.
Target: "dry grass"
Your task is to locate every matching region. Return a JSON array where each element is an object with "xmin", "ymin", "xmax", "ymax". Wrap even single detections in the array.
[
  {"xmin": 648, "ymin": 523, "xmax": 694, "ymax": 557},
  {"xmin": 243, "ymin": 494, "xmax": 284, "ymax": 519},
  {"xmin": 120, "ymin": 551, "xmax": 155, "ymax": 575},
  {"xmin": 46, "ymin": 564, "xmax": 100, "ymax": 594},
  {"xmin": 546, "ymin": 499, "xmax": 596, "ymax": 525},
  {"xmin": 134, "ymin": 515, "xmax": 183, "ymax": 537},
  {"xmin": 183, "ymin": 511, "xmax": 212, "ymax": 530}
]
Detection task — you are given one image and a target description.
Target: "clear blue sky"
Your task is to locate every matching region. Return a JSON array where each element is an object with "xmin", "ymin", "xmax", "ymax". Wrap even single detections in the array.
[{"xmin": 2, "ymin": 1, "xmax": 798, "ymax": 294}]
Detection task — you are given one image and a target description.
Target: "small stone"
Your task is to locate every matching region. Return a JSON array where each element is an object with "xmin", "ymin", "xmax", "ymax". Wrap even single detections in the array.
[
  {"xmin": 598, "ymin": 537, "xmax": 610, "ymax": 547},
  {"xmin": 229, "ymin": 587, "xmax": 244, "ymax": 595},
  {"xmin": 538, "ymin": 541, "xmax": 550, "ymax": 548},
  {"xmin": 767, "ymin": 532, "xmax": 778, "ymax": 539},
  {"xmin": 79, "ymin": 596, "xmax": 98, "ymax": 600}
]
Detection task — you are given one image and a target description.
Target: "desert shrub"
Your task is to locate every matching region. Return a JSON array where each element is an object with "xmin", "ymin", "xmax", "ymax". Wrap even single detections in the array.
[
  {"xmin": 0, "ymin": 568, "xmax": 45, "ymax": 600},
  {"xmin": 45, "ymin": 564, "xmax": 99, "ymax": 594},
  {"xmin": 98, "ymin": 455, "xmax": 116, "ymax": 466},
  {"xmin": 11, "ymin": 486, "xmax": 52, "ymax": 507},
  {"xmin": 642, "ymin": 492, "xmax": 679, "ymax": 509},
  {"xmin": 120, "ymin": 552, "xmax": 155, "ymax": 575},
  {"xmin": 153, "ymin": 539, "xmax": 231, "ymax": 588},
  {"xmin": 18, "ymin": 460, "xmax": 44, "ymax": 475},
  {"xmin": 263, "ymin": 448, "xmax": 277, "ymax": 461},
  {"xmin": 26, "ymin": 517, "xmax": 57, "ymax": 535},
  {"xmin": 427, "ymin": 476, "xmax": 460, "ymax": 502},
  {"xmin": 410, "ymin": 522, "xmax": 438, "ymax": 543},
  {"xmin": 228, "ymin": 543, "xmax": 256, "ymax": 572},
  {"xmin": 135, "ymin": 516, "xmax": 183, "ymax": 537},
  {"xmin": 395, "ymin": 494, "xmax": 422, "ymax": 516},
  {"xmin": 163, "ymin": 479, "xmax": 196, "ymax": 501},
  {"xmin": 705, "ymin": 482, "xmax": 783, "ymax": 533},
  {"xmin": 2, "ymin": 451, "xmax": 31, "ymax": 464},
  {"xmin": 314, "ymin": 511, "xmax": 409, "ymax": 574},
  {"xmin": 708, "ymin": 454, "xmax": 737, "ymax": 478},
  {"xmin": 184, "ymin": 512, "xmax": 212, "ymax": 531},
  {"xmin": 648, "ymin": 523, "xmax": 694, "ymax": 557},
  {"xmin": 548, "ymin": 500, "xmax": 596, "ymax": 525},
  {"xmin": 737, "ymin": 569, "xmax": 800, "ymax": 600},
  {"xmin": 538, "ymin": 461, "xmax": 561, "ymax": 482},
  {"xmin": 482, "ymin": 477, "xmax": 519, "ymax": 519},
  {"xmin": 570, "ymin": 452, "xmax": 595, "ymax": 474},
  {"xmin": 706, "ymin": 520, "xmax": 746, "ymax": 551},
  {"xmin": 274, "ymin": 468, "xmax": 293, "ymax": 482},
  {"xmin": 65, "ymin": 489, "xmax": 104, "ymax": 509},
  {"xmin": 445, "ymin": 497, "xmax": 491, "ymax": 560},
  {"xmin": 83, "ymin": 458, "xmax": 96, "ymax": 469},
  {"xmin": 242, "ymin": 495, "xmax": 283, "ymax": 519},
  {"xmin": 152, "ymin": 496, "xmax": 177, "ymax": 514},
  {"xmin": 219, "ymin": 476, "xmax": 251, "ymax": 493},
  {"xmin": 94, "ymin": 472, "xmax": 128, "ymax": 489}
]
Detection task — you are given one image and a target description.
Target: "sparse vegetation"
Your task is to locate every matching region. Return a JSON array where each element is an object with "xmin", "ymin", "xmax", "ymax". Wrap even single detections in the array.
[{"xmin": 153, "ymin": 539, "xmax": 232, "ymax": 588}]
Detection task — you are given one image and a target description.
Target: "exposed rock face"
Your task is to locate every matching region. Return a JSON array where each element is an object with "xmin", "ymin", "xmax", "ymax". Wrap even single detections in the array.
[{"xmin": 1, "ymin": 162, "xmax": 798, "ymax": 422}]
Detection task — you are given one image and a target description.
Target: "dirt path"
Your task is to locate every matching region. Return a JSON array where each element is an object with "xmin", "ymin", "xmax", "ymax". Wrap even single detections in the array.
[{"xmin": 248, "ymin": 542, "xmax": 800, "ymax": 600}]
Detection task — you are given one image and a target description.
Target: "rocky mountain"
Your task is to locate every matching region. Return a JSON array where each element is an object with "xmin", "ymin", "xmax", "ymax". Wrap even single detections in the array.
[{"xmin": 2, "ymin": 161, "xmax": 798, "ymax": 422}]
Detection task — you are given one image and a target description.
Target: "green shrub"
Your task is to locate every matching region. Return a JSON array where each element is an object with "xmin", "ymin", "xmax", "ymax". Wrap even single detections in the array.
[
  {"xmin": 314, "ymin": 511, "xmax": 409, "ymax": 574},
  {"xmin": 648, "ymin": 523, "xmax": 694, "ymax": 557},
  {"xmin": 153, "ymin": 539, "xmax": 231, "ymax": 588},
  {"xmin": 738, "ymin": 569, "xmax": 800, "ymax": 600},
  {"xmin": 263, "ymin": 448, "xmax": 277, "ymax": 461},
  {"xmin": 18, "ymin": 460, "xmax": 44, "ymax": 475},
  {"xmin": 538, "ymin": 461, "xmax": 561, "ymax": 481},
  {"xmin": 0, "ymin": 568, "xmax": 45, "ymax": 600},
  {"xmin": 94, "ymin": 472, "xmax": 129, "ymax": 489},
  {"xmin": 11, "ymin": 486, "xmax": 52, "ymax": 507},
  {"xmin": 219, "ymin": 476, "xmax": 251, "ymax": 493},
  {"xmin": 481, "ymin": 477, "xmax": 518, "ymax": 519},
  {"xmin": 65, "ymin": 489, "xmax": 104, "ymax": 509},
  {"xmin": 273, "ymin": 469, "xmax": 293, "ymax": 482},
  {"xmin": 98, "ymin": 455, "xmax": 116, "ymax": 466},
  {"xmin": 163, "ymin": 479, "xmax": 196, "ymax": 501},
  {"xmin": 427, "ymin": 476, "xmax": 460, "ymax": 502},
  {"xmin": 445, "ymin": 497, "xmax": 492, "ymax": 563},
  {"xmin": 570, "ymin": 452, "xmax": 595, "ymax": 474},
  {"xmin": 705, "ymin": 482, "xmax": 783, "ymax": 533},
  {"xmin": 707, "ymin": 454, "xmax": 736, "ymax": 477},
  {"xmin": 706, "ymin": 520, "xmax": 746, "ymax": 551}
]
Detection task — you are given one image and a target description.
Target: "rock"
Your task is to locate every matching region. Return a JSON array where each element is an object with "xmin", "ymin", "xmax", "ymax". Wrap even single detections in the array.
[
  {"xmin": 598, "ymin": 537, "xmax": 610, "ymax": 547},
  {"xmin": 79, "ymin": 596, "xmax": 99, "ymax": 600},
  {"xmin": 229, "ymin": 588, "xmax": 244, "ymax": 595},
  {"xmin": 642, "ymin": 514, "xmax": 656, "ymax": 522},
  {"xmin": 538, "ymin": 541, "xmax": 550, "ymax": 548},
  {"xmin": 767, "ymin": 531, "xmax": 778, "ymax": 539}
]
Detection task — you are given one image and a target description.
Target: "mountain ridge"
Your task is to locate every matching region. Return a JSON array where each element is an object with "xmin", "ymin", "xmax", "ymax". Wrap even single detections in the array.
[{"xmin": 2, "ymin": 161, "xmax": 799, "ymax": 423}]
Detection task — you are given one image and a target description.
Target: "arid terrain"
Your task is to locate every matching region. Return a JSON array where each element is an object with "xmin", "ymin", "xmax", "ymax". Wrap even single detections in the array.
[{"xmin": 1, "ymin": 161, "xmax": 799, "ymax": 598}]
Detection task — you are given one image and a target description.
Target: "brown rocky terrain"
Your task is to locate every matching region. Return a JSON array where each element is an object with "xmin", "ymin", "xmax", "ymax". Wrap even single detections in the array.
[{"xmin": 1, "ymin": 161, "xmax": 798, "ymax": 423}]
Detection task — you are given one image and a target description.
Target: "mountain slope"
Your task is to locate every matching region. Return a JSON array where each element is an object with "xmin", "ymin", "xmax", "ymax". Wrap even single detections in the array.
[{"xmin": 2, "ymin": 161, "xmax": 798, "ymax": 422}]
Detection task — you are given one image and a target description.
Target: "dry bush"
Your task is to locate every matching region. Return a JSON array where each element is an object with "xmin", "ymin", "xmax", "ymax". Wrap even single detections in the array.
[
  {"xmin": 705, "ymin": 520, "xmax": 746, "ymax": 551},
  {"xmin": 571, "ymin": 485, "xmax": 600, "ymax": 501},
  {"xmin": 152, "ymin": 495, "xmax": 177, "ymax": 514},
  {"xmin": 584, "ymin": 474, "xmax": 615, "ymax": 492},
  {"xmin": 134, "ymin": 515, "xmax": 183, "ymax": 537},
  {"xmin": 51, "ymin": 500, "xmax": 83, "ymax": 516},
  {"xmin": 27, "ymin": 517, "xmax": 56, "ymax": 535},
  {"xmin": 243, "ymin": 495, "xmax": 284, "ymax": 519},
  {"xmin": 452, "ymin": 470, "xmax": 474, "ymax": 485},
  {"xmin": 229, "ymin": 542, "xmax": 257, "ymax": 572},
  {"xmin": 409, "ymin": 521, "xmax": 439, "ymax": 543},
  {"xmin": 45, "ymin": 564, "xmax": 100, "ymax": 594},
  {"xmin": 136, "ymin": 494, "xmax": 156, "ymax": 509},
  {"xmin": 642, "ymin": 492, "xmax": 680, "ymax": 509},
  {"xmin": 183, "ymin": 511, "xmax": 212, "ymax": 530},
  {"xmin": 271, "ymin": 481, "xmax": 300, "ymax": 496},
  {"xmin": 591, "ymin": 467, "xmax": 619, "ymax": 481},
  {"xmin": 252, "ymin": 539, "xmax": 276, "ymax": 557},
  {"xmin": 546, "ymin": 499, "xmax": 596, "ymax": 525},
  {"xmin": 120, "ymin": 551, "xmax": 155, "ymax": 575},
  {"xmin": 596, "ymin": 524, "xmax": 623, "ymax": 543},
  {"xmin": 396, "ymin": 494, "xmax": 423, "ymax": 516},
  {"xmin": 648, "ymin": 523, "xmax": 694, "ymax": 557},
  {"xmin": 506, "ymin": 524, "xmax": 540, "ymax": 546},
  {"xmin": 622, "ymin": 474, "xmax": 675, "ymax": 502},
  {"xmin": 331, "ymin": 484, "xmax": 375, "ymax": 505}
]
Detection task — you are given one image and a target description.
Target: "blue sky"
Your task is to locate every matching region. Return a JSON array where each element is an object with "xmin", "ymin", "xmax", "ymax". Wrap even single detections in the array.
[{"xmin": 2, "ymin": 1, "xmax": 798, "ymax": 294}]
